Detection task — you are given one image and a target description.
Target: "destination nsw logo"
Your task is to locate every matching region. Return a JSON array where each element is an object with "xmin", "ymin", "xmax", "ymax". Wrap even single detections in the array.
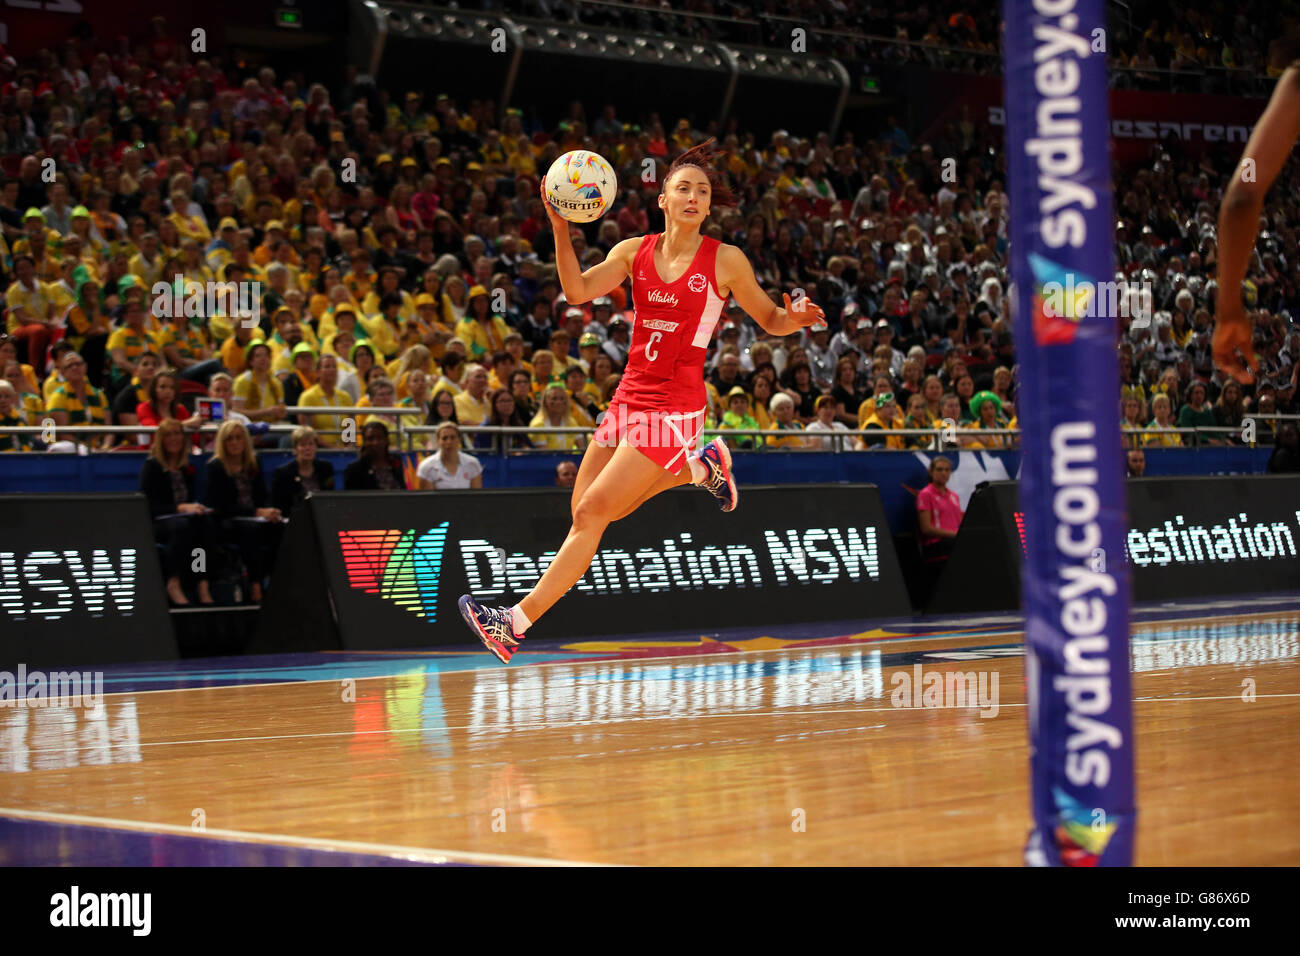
[
  {"xmin": 0, "ymin": 549, "xmax": 138, "ymax": 621},
  {"xmin": 462, "ymin": 525, "xmax": 882, "ymax": 598},
  {"xmin": 339, "ymin": 524, "xmax": 450, "ymax": 621},
  {"xmin": 338, "ymin": 523, "xmax": 883, "ymax": 618}
]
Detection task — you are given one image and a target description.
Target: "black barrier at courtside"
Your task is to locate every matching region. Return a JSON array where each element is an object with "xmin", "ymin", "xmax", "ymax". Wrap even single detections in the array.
[
  {"xmin": 0, "ymin": 494, "xmax": 178, "ymax": 669},
  {"xmin": 928, "ymin": 475, "xmax": 1300, "ymax": 613},
  {"xmin": 254, "ymin": 485, "xmax": 910, "ymax": 651}
]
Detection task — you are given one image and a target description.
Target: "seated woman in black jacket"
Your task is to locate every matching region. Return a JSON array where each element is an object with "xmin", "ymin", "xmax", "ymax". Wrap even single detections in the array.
[
  {"xmin": 203, "ymin": 419, "xmax": 284, "ymax": 603},
  {"xmin": 343, "ymin": 420, "xmax": 407, "ymax": 489},
  {"xmin": 139, "ymin": 418, "xmax": 216, "ymax": 605},
  {"xmin": 272, "ymin": 425, "xmax": 336, "ymax": 516}
]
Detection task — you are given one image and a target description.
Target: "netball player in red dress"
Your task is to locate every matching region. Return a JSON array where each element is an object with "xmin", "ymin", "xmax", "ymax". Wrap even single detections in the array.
[{"xmin": 459, "ymin": 140, "xmax": 826, "ymax": 662}]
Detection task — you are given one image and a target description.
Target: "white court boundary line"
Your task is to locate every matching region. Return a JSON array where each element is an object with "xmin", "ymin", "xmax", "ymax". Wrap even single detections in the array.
[
  {"xmin": 5, "ymin": 694, "xmax": 1295, "ymax": 866},
  {"xmin": 8, "ymin": 693, "xmax": 1299, "ymax": 758},
  {"xmin": 0, "ymin": 806, "xmax": 611, "ymax": 867},
  {"xmin": 68, "ymin": 604, "xmax": 1300, "ymax": 703}
]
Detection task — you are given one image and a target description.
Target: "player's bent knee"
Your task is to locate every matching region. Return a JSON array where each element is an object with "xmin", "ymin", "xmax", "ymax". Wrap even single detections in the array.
[{"xmin": 571, "ymin": 492, "xmax": 616, "ymax": 532}]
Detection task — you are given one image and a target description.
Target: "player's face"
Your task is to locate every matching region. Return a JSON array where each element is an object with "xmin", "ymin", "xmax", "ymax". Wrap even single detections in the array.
[{"xmin": 660, "ymin": 168, "xmax": 710, "ymax": 226}]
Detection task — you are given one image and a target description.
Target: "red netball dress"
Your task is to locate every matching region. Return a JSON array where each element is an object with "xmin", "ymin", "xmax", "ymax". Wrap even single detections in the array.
[{"xmin": 593, "ymin": 233, "xmax": 726, "ymax": 472}]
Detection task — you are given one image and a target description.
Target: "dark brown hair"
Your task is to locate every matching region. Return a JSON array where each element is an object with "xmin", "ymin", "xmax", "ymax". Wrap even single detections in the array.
[
  {"xmin": 147, "ymin": 372, "xmax": 179, "ymax": 421},
  {"xmin": 662, "ymin": 138, "xmax": 736, "ymax": 207}
]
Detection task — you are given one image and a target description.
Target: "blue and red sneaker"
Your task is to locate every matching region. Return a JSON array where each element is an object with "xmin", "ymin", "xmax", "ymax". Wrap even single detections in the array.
[
  {"xmin": 458, "ymin": 594, "xmax": 522, "ymax": 664},
  {"xmin": 694, "ymin": 437, "xmax": 738, "ymax": 512}
]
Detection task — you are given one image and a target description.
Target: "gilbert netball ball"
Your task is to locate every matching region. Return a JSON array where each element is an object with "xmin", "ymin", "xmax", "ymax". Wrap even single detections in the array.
[{"xmin": 544, "ymin": 150, "xmax": 617, "ymax": 223}]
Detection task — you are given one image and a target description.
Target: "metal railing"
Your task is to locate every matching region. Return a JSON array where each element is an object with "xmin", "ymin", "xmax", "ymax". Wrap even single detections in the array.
[
  {"xmin": 6, "ymin": 409, "xmax": 1296, "ymax": 454},
  {"xmin": 440, "ymin": 1, "xmax": 1280, "ymax": 92}
]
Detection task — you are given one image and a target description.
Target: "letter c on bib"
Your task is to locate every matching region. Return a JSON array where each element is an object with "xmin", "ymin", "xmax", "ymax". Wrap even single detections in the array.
[{"xmin": 646, "ymin": 331, "xmax": 663, "ymax": 362}]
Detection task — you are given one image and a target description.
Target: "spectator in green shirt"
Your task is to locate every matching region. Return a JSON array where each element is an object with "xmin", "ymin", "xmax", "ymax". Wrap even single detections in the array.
[
  {"xmin": 1176, "ymin": 380, "xmax": 1219, "ymax": 444},
  {"xmin": 720, "ymin": 386, "xmax": 762, "ymax": 450}
]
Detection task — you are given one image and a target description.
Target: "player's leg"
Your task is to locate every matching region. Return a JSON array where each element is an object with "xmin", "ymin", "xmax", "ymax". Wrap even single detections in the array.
[
  {"xmin": 611, "ymin": 464, "xmax": 691, "ymax": 521},
  {"xmin": 608, "ymin": 408, "xmax": 740, "ymax": 520},
  {"xmin": 519, "ymin": 440, "xmax": 665, "ymax": 623},
  {"xmin": 569, "ymin": 437, "xmax": 615, "ymax": 521},
  {"xmin": 458, "ymin": 440, "xmax": 668, "ymax": 662}
]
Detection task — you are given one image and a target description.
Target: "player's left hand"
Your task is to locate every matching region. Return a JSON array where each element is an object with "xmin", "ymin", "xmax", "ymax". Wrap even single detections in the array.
[
  {"xmin": 1212, "ymin": 303, "xmax": 1258, "ymax": 385},
  {"xmin": 783, "ymin": 292, "xmax": 825, "ymax": 329}
]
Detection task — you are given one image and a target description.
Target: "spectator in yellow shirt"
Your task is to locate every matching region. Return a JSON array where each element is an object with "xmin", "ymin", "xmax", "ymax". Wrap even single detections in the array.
[
  {"xmin": 168, "ymin": 189, "xmax": 212, "ymax": 244},
  {"xmin": 5, "ymin": 254, "xmax": 57, "ymax": 366},
  {"xmin": 130, "ymin": 231, "xmax": 166, "ymax": 289},
  {"xmin": 218, "ymin": 321, "xmax": 265, "ymax": 377},
  {"xmin": 204, "ymin": 217, "xmax": 241, "ymax": 274},
  {"xmin": 296, "ymin": 354, "xmax": 353, "ymax": 447},
  {"xmin": 766, "ymin": 392, "xmax": 811, "ymax": 448},
  {"xmin": 529, "ymin": 349, "xmax": 563, "ymax": 394},
  {"xmin": 268, "ymin": 313, "xmax": 311, "ymax": 379},
  {"xmin": 487, "ymin": 349, "xmax": 518, "ymax": 391},
  {"xmin": 453, "ymin": 363, "xmax": 492, "ymax": 426},
  {"xmin": 394, "ymin": 292, "xmax": 446, "ymax": 357},
  {"xmin": 455, "ymin": 285, "xmax": 512, "ymax": 361},
  {"xmin": 13, "ymin": 208, "xmax": 62, "ymax": 258},
  {"xmin": 386, "ymin": 344, "xmax": 435, "ymax": 399},
  {"xmin": 364, "ymin": 292, "xmax": 407, "ymax": 360},
  {"xmin": 502, "ymin": 331, "xmax": 532, "ymax": 380},
  {"xmin": 317, "ymin": 302, "xmax": 372, "ymax": 350},
  {"xmin": 232, "ymin": 342, "xmax": 287, "ymax": 424},
  {"xmin": 859, "ymin": 391, "xmax": 907, "ymax": 450},
  {"xmin": 179, "ymin": 237, "xmax": 216, "ymax": 290},
  {"xmin": 563, "ymin": 365, "xmax": 602, "ymax": 426},
  {"xmin": 156, "ymin": 304, "xmax": 217, "ymax": 382},
  {"xmin": 219, "ymin": 240, "xmax": 266, "ymax": 288},
  {"xmin": 343, "ymin": 248, "xmax": 376, "ymax": 304},
  {"xmin": 254, "ymin": 221, "xmax": 300, "ymax": 268},
  {"xmin": 1143, "ymin": 393, "xmax": 1183, "ymax": 447},
  {"xmin": 2, "ymin": 355, "xmax": 44, "ymax": 423},
  {"xmin": 106, "ymin": 300, "xmax": 160, "ymax": 391},
  {"xmin": 0, "ymin": 380, "xmax": 32, "ymax": 451},
  {"xmin": 529, "ymin": 383, "xmax": 586, "ymax": 451},
  {"xmin": 360, "ymin": 266, "xmax": 416, "ymax": 317},
  {"xmin": 46, "ymin": 349, "xmax": 111, "ymax": 448}
]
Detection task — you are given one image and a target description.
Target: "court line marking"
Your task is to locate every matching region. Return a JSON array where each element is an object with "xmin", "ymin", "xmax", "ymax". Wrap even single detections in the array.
[
  {"xmin": 8, "ymin": 694, "xmax": 1298, "ymax": 757},
  {"xmin": 54, "ymin": 604, "xmax": 1300, "ymax": 702},
  {"xmin": 0, "ymin": 807, "xmax": 612, "ymax": 867}
]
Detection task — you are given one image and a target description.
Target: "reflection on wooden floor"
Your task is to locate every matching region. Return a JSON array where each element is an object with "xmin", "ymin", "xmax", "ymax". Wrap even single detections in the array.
[{"xmin": 1, "ymin": 610, "xmax": 1297, "ymax": 865}]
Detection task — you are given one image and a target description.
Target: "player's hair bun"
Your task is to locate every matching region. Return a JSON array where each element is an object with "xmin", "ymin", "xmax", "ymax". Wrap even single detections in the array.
[{"xmin": 662, "ymin": 137, "xmax": 736, "ymax": 207}]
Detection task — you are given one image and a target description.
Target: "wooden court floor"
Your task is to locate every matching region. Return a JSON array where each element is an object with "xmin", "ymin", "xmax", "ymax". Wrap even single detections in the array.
[{"xmin": 1, "ymin": 609, "xmax": 1297, "ymax": 865}]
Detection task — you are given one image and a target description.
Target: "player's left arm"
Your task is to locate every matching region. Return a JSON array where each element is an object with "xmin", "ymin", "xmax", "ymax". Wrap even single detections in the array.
[
  {"xmin": 717, "ymin": 244, "xmax": 824, "ymax": 336},
  {"xmin": 1215, "ymin": 64, "xmax": 1300, "ymax": 382}
]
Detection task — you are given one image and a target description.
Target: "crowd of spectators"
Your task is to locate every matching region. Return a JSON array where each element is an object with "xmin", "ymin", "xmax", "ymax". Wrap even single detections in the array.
[{"xmin": 3, "ymin": 15, "xmax": 1300, "ymax": 599}]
